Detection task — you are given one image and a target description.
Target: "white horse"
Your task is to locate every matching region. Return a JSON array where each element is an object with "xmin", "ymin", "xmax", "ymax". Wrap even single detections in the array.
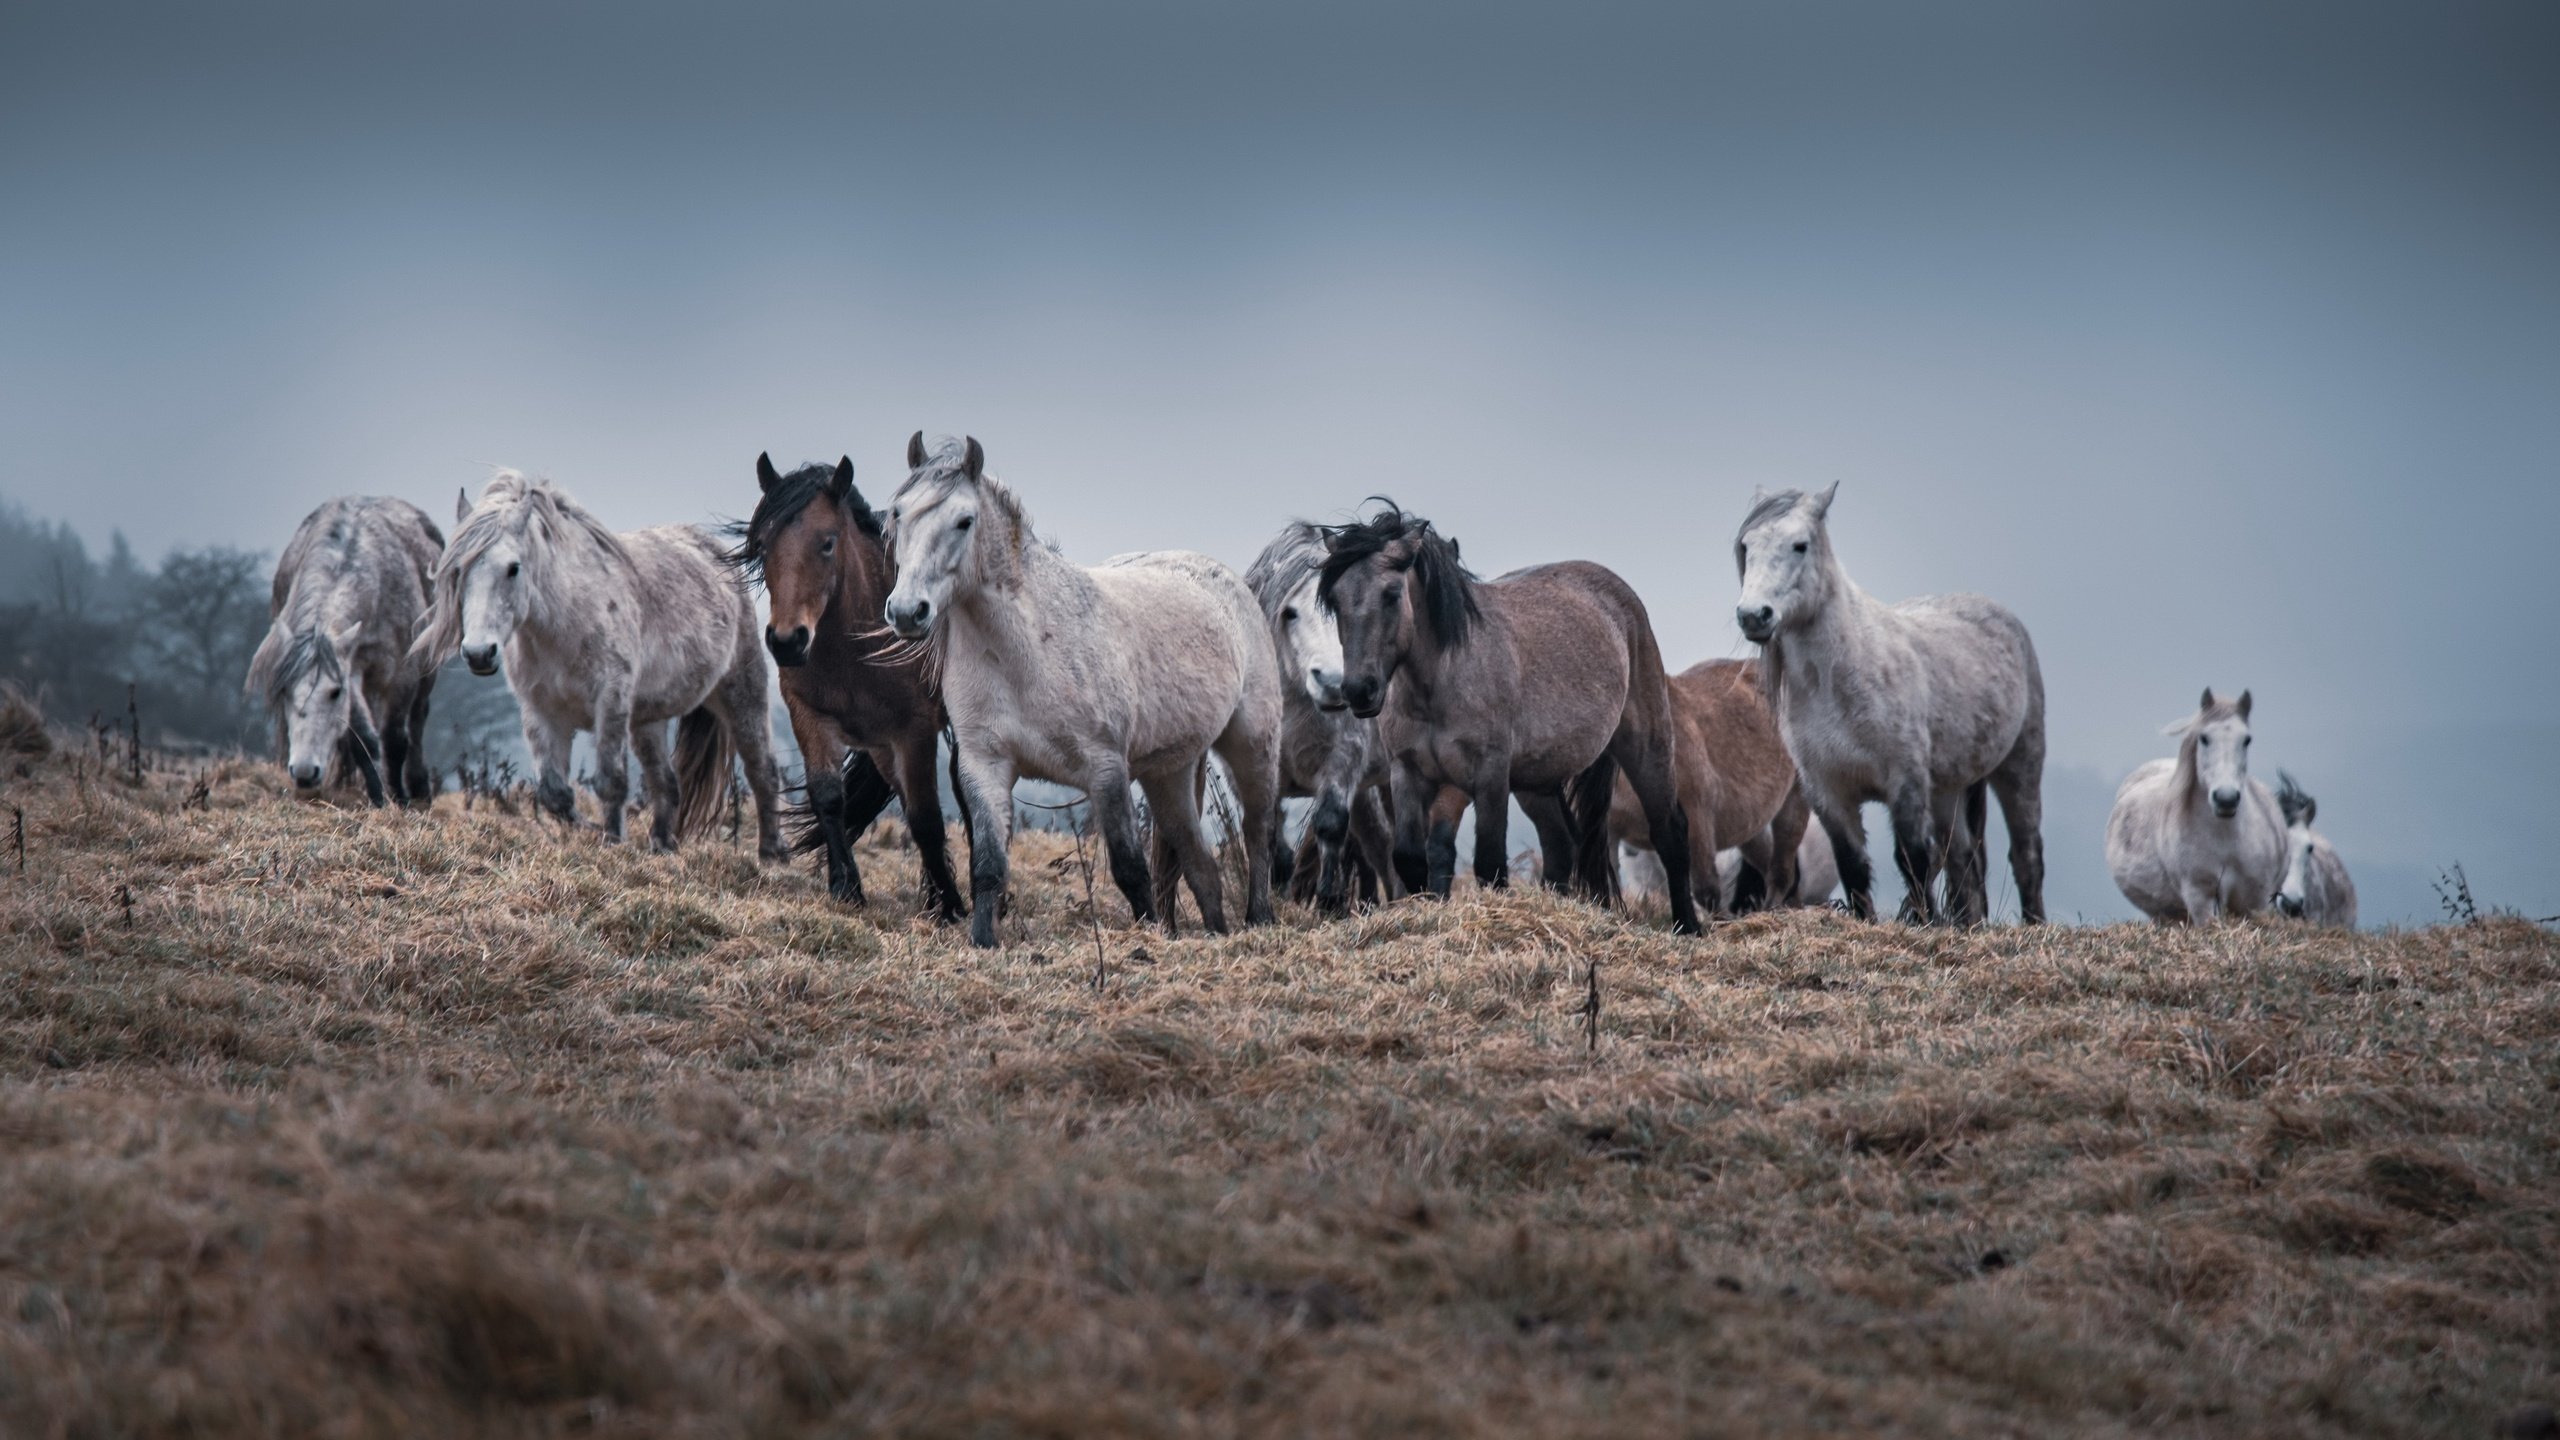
[
  {"xmin": 1714, "ymin": 822, "xmax": 1840, "ymax": 908},
  {"xmin": 1245, "ymin": 522, "xmax": 1396, "ymax": 916},
  {"xmin": 410, "ymin": 470, "xmax": 786, "ymax": 856},
  {"xmin": 2275, "ymin": 771, "xmax": 2357, "ymax": 927},
  {"xmin": 1734, "ymin": 484, "xmax": 2047, "ymax": 924},
  {"xmin": 884, "ymin": 434, "xmax": 1282, "ymax": 949},
  {"xmin": 246, "ymin": 496, "xmax": 445, "ymax": 806},
  {"xmin": 2105, "ymin": 689, "xmax": 2284, "ymax": 923}
]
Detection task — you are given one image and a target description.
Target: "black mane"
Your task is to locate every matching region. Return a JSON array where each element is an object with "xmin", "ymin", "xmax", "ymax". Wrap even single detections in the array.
[
  {"xmin": 1317, "ymin": 499, "xmax": 1481, "ymax": 647},
  {"xmin": 724, "ymin": 461, "xmax": 881, "ymax": 582}
]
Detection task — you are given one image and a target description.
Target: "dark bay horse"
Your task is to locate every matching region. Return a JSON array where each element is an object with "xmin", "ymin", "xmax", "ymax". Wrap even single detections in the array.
[
  {"xmin": 1319, "ymin": 503, "xmax": 1703, "ymax": 936},
  {"xmin": 729, "ymin": 454, "xmax": 966, "ymax": 920}
]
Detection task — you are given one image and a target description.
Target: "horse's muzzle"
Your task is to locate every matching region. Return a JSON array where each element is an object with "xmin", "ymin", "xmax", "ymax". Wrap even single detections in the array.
[
  {"xmin": 1736, "ymin": 605, "xmax": 1777, "ymax": 644},
  {"xmin": 1342, "ymin": 676, "xmax": 1384, "ymax": 718},
  {"xmin": 884, "ymin": 597, "xmax": 932, "ymax": 639},
  {"xmin": 461, "ymin": 643, "xmax": 500, "ymax": 677},
  {"xmin": 290, "ymin": 762, "xmax": 323, "ymax": 789},
  {"xmin": 2210, "ymin": 787, "xmax": 2241, "ymax": 819},
  {"xmin": 2276, "ymin": 894, "xmax": 2305, "ymax": 918},
  {"xmin": 765, "ymin": 624, "xmax": 812, "ymax": 667}
]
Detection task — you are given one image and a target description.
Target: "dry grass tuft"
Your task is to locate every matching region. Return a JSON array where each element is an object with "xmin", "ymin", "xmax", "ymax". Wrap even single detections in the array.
[
  {"xmin": 0, "ymin": 684, "xmax": 48, "ymax": 760},
  {"xmin": 1, "ymin": 753, "xmax": 2556, "ymax": 1436}
]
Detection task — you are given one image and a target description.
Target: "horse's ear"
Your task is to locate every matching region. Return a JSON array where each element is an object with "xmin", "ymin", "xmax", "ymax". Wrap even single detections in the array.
[
  {"xmin": 2200, "ymin": 686, "xmax": 2217, "ymax": 713},
  {"xmin": 2236, "ymin": 689, "xmax": 2252, "ymax": 721},
  {"xmin": 962, "ymin": 436, "xmax": 984, "ymax": 481},
  {"xmin": 829, "ymin": 456, "xmax": 854, "ymax": 501},
  {"xmin": 907, "ymin": 431, "xmax": 928, "ymax": 471},
  {"xmin": 455, "ymin": 487, "xmax": 474, "ymax": 523},
  {"xmin": 1812, "ymin": 481, "xmax": 1838, "ymax": 518},
  {"xmin": 328, "ymin": 622, "xmax": 361, "ymax": 662},
  {"xmin": 2303, "ymin": 795, "xmax": 2316, "ymax": 825},
  {"xmin": 757, "ymin": 452, "xmax": 783, "ymax": 494}
]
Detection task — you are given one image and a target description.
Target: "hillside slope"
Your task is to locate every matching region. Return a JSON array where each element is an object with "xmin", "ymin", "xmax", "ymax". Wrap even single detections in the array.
[{"xmin": 1, "ymin": 752, "xmax": 2553, "ymax": 1437}]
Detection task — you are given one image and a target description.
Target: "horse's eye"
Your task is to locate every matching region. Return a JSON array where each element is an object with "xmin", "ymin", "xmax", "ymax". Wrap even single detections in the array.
[
  {"xmin": 1280, "ymin": 606, "xmax": 1298, "ymax": 623},
  {"xmin": 1792, "ymin": 541, "xmax": 1808, "ymax": 554},
  {"xmin": 327, "ymin": 687, "xmax": 342, "ymax": 701},
  {"xmin": 2199, "ymin": 735, "xmax": 2210, "ymax": 746},
  {"xmin": 819, "ymin": 536, "xmax": 835, "ymax": 555},
  {"xmin": 505, "ymin": 561, "xmax": 521, "ymax": 578},
  {"xmin": 955, "ymin": 516, "xmax": 973, "ymax": 532},
  {"xmin": 2242, "ymin": 736, "xmax": 2251, "ymax": 747},
  {"xmin": 1383, "ymin": 585, "xmax": 1402, "ymax": 604}
]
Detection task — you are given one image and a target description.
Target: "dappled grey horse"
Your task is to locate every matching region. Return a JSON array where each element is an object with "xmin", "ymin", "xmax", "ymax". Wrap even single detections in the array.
[
  {"xmin": 245, "ymin": 495, "xmax": 445, "ymax": 806},
  {"xmin": 1246, "ymin": 522, "xmax": 1396, "ymax": 916}
]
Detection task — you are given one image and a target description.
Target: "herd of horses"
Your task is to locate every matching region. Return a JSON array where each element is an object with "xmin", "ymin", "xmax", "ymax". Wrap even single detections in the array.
[{"xmin": 247, "ymin": 434, "xmax": 2358, "ymax": 944}]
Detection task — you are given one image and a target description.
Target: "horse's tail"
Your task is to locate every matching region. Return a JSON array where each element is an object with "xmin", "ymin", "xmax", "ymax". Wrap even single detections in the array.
[
  {"xmin": 1565, "ymin": 752, "xmax": 1621, "ymax": 903},
  {"xmin": 672, "ymin": 706, "xmax": 737, "ymax": 842}
]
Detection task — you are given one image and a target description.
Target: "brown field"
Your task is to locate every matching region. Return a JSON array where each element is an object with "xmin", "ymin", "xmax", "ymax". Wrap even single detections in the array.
[{"xmin": 1, "ymin": 743, "xmax": 2555, "ymax": 1438}]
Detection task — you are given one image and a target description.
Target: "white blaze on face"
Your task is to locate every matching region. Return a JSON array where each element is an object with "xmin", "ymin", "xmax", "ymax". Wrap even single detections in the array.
[
  {"xmin": 458, "ymin": 535, "xmax": 527, "ymax": 668},
  {"xmin": 1277, "ymin": 572, "xmax": 1346, "ymax": 708},
  {"xmin": 884, "ymin": 488, "xmax": 977, "ymax": 637},
  {"xmin": 2192, "ymin": 710, "xmax": 2253, "ymax": 817}
]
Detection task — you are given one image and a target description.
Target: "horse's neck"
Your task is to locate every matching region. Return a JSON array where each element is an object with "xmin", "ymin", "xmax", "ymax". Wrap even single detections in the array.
[
  {"xmin": 1769, "ymin": 570, "xmax": 1885, "ymax": 706},
  {"xmin": 821, "ymin": 537, "xmax": 897, "ymax": 651},
  {"xmin": 949, "ymin": 541, "xmax": 1085, "ymax": 680},
  {"xmin": 1394, "ymin": 604, "xmax": 1486, "ymax": 715}
]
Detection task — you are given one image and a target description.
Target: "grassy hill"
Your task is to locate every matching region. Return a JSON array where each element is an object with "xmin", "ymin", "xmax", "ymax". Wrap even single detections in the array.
[{"xmin": 1, "ymin": 736, "xmax": 2553, "ymax": 1438}]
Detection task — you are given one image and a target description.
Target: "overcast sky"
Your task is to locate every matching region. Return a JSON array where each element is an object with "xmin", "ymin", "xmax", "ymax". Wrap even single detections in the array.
[{"xmin": 4, "ymin": 1, "xmax": 2554, "ymax": 922}]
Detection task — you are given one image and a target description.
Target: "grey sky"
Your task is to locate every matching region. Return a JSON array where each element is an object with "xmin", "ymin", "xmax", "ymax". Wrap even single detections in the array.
[{"xmin": 5, "ymin": 1, "xmax": 2555, "ymax": 921}]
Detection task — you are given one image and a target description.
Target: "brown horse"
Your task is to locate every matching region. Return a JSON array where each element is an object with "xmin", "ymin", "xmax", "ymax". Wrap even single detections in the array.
[
  {"xmin": 729, "ymin": 454, "xmax": 966, "ymax": 920},
  {"xmin": 1320, "ymin": 503, "xmax": 1702, "ymax": 935},
  {"xmin": 1604, "ymin": 658, "xmax": 1811, "ymax": 917}
]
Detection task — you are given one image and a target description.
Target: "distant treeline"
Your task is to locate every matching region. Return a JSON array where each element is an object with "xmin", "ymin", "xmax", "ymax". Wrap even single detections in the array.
[{"xmin": 0, "ymin": 500, "xmax": 520, "ymax": 770}]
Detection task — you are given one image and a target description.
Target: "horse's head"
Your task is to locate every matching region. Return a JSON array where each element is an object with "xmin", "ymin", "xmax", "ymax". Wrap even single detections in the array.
[
  {"xmin": 885, "ymin": 432, "xmax": 998, "ymax": 640},
  {"xmin": 735, "ymin": 453, "xmax": 877, "ymax": 667},
  {"xmin": 1733, "ymin": 482, "xmax": 1839, "ymax": 644},
  {"xmin": 257, "ymin": 625, "xmax": 359, "ymax": 789},
  {"xmin": 2274, "ymin": 770, "xmax": 2318, "ymax": 915},
  {"xmin": 452, "ymin": 494, "xmax": 528, "ymax": 676},
  {"xmin": 1318, "ymin": 501, "xmax": 1478, "ymax": 719},
  {"xmin": 1248, "ymin": 525, "xmax": 1350, "ymax": 710},
  {"xmin": 2173, "ymin": 687, "xmax": 2255, "ymax": 819}
]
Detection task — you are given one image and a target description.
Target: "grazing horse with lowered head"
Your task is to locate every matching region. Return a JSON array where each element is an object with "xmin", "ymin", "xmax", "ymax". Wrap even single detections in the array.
[
  {"xmin": 1606, "ymin": 658, "xmax": 1810, "ymax": 919},
  {"xmin": 728, "ymin": 453, "xmax": 966, "ymax": 920},
  {"xmin": 1734, "ymin": 484, "xmax": 2047, "ymax": 925},
  {"xmin": 411, "ymin": 470, "xmax": 786, "ymax": 857},
  {"xmin": 1320, "ymin": 503, "xmax": 1703, "ymax": 936},
  {"xmin": 2275, "ymin": 771, "xmax": 2356, "ymax": 927},
  {"xmin": 884, "ymin": 434, "xmax": 1283, "ymax": 949},
  {"xmin": 1246, "ymin": 522, "xmax": 1397, "ymax": 916},
  {"xmin": 246, "ymin": 495, "xmax": 446, "ymax": 806},
  {"xmin": 2105, "ymin": 689, "xmax": 2284, "ymax": 923}
]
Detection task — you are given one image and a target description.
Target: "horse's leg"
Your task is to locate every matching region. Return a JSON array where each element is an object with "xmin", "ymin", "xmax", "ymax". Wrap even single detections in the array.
[
  {"xmin": 1214, "ymin": 720, "xmax": 1281, "ymax": 928},
  {"xmin": 1954, "ymin": 780, "xmax": 1992, "ymax": 925},
  {"xmin": 1349, "ymin": 783, "xmax": 1398, "ymax": 904},
  {"xmin": 1610, "ymin": 730, "xmax": 1700, "ymax": 935},
  {"xmin": 1081, "ymin": 756, "xmax": 1156, "ymax": 929},
  {"xmin": 1815, "ymin": 793, "xmax": 1877, "ymax": 922},
  {"xmin": 1388, "ymin": 756, "xmax": 1434, "ymax": 898},
  {"xmin": 1887, "ymin": 780, "xmax": 1938, "ymax": 925},
  {"xmin": 1140, "ymin": 765, "xmax": 1228, "ymax": 935},
  {"xmin": 402, "ymin": 670, "xmax": 436, "ymax": 806},
  {"xmin": 716, "ymin": 673, "xmax": 790, "ymax": 863},
  {"xmin": 788, "ymin": 710, "xmax": 864, "ymax": 905},
  {"xmin": 1764, "ymin": 782, "xmax": 1811, "ymax": 907},
  {"xmin": 953, "ymin": 746, "xmax": 1019, "ymax": 949},
  {"xmin": 1930, "ymin": 787, "xmax": 1977, "ymax": 927},
  {"xmin": 376, "ymin": 684, "xmax": 413, "ymax": 807},
  {"xmin": 629, "ymin": 724, "xmax": 680, "ymax": 852},
  {"xmin": 1519, "ymin": 791, "xmax": 1574, "ymax": 893},
  {"xmin": 895, "ymin": 732, "xmax": 967, "ymax": 923},
  {"xmin": 1425, "ymin": 784, "xmax": 1467, "ymax": 898},
  {"xmin": 1990, "ymin": 745, "xmax": 2046, "ymax": 926},
  {"xmin": 590, "ymin": 688, "xmax": 636, "ymax": 845},
  {"xmin": 525, "ymin": 709, "xmax": 578, "ymax": 828},
  {"xmin": 1146, "ymin": 769, "xmax": 1185, "ymax": 930}
]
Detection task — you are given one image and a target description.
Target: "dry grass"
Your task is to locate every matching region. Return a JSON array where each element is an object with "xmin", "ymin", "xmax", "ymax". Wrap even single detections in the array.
[{"xmin": 0, "ymin": 743, "xmax": 2555, "ymax": 1438}]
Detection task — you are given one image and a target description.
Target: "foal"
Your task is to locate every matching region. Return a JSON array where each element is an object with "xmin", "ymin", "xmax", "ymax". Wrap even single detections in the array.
[
  {"xmin": 730, "ymin": 454, "xmax": 966, "ymax": 920},
  {"xmin": 1320, "ymin": 504, "xmax": 1702, "ymax": 936},
  {"xmin": 884, "ymin": 435, "xmax": 1283, "ymax": 949}
]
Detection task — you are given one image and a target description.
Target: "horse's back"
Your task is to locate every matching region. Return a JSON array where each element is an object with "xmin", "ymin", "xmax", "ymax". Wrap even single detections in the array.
[
  {"xmin": 1091, "ymin": 549, "xmax": 1276, "ymax": 763},
  {"xmin": 617, "ymin": 524, "xmax": 759, "ymax": 717}
]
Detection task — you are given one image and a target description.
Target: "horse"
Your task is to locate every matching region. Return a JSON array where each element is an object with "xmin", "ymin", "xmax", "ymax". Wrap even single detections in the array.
[
  {"xmin": 410, "ymin": 470, "xmax": 786, "ymax": 857},
  {"xmin": 1715, "ymin": 820, "xmax": 1840, "ymax": 909},
  {"xmin": 1733, "ymin": 484, "xmax": 2047, "ymax": 925},
  {"xmin": 728, "ymin": 454, "xmax": 967, "ymax": 920},
  {"xmin": 884, "ymin": 434, "xmax": 1282, "ymax": 949},
  {"xmin": 1604, "ymin": 658, "xmax": 1808, "ymax": 919},
  {"xmin": 1320, "ymin": 502, "xmax": 1703, "ymax": 936},
  {"xmin": 2274, "ymin": 770, "xmax": 2357, "ymax": 927},
  {"xmin": 244, "ymin": 496, "xmax": 446, "ymax": 807},
  {"xmin": 2104, "ymin": 689, "xmax": 2284, "ymax": 923},
  {"xmin": 1244, "ymin": 522, "xmax": 1397, "ymax": 916}
]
